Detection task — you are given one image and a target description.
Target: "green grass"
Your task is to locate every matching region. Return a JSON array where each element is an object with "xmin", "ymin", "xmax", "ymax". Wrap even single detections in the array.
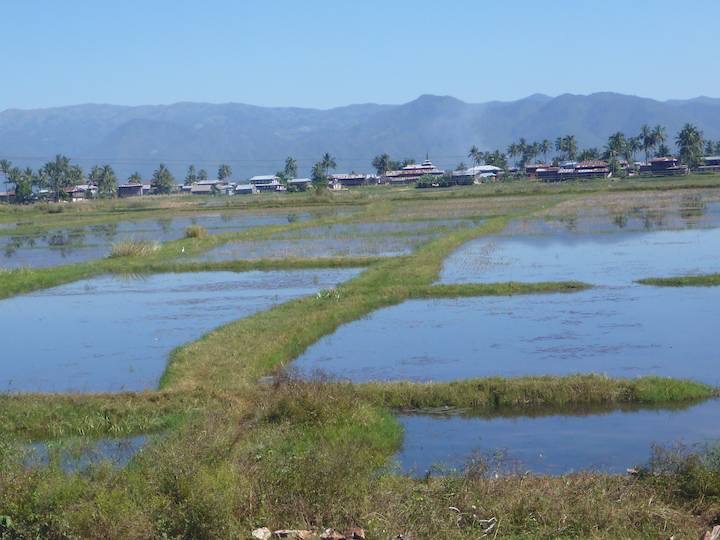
[
  {"xmin": 184, "ymin": 224, "xmax": 209, "ymax": 238},
  {"xmin": 3, "ymin": 188, "xmax": 720, "ymax": 538},
  {"xmin": 354, "ymin": 375, "xmax": 716, "ymax": 411},
  {"xmin": 638, "ymin": 273, "xmax": 720, "ymax": 287},
  {"xmin": 109, "ymin": 239, "xmax": 159, "ymax": 258}
]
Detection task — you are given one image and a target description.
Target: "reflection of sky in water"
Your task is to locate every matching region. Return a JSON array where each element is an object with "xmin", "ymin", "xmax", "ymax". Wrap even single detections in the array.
[
  {"xmin": 293, "ymin": 286, "xmax": 720, "ymax": 384},
  {"xmin": 398, "ymin": 399, "xmax": 720, "ymax": 476},
  {"xmin": 0, "ymin": 268, "xmax": 360, "ymax": 393},
  {"xmin": 0, "ymin": 211, "xmax": 310, "ymax": 269},
  {"xmin": 27, "ymin": 435, "xmax": 147, "ymax": 472},
  {"xmin": 439, "ymin": 227, "xmax": 720, "ymax": 286},
  {"xmin": 195, "ymin": 219, "xmax": 478, "ymax": 261}
]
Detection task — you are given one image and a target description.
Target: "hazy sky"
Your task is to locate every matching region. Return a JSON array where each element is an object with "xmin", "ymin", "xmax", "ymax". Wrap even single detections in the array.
[{"xmin": 2, "ymin": 0, "xmax": 719, "ymax": 110}]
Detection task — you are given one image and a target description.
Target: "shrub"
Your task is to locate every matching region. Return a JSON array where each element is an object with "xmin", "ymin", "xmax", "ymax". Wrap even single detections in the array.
[
  {"xmin": 109, "ymin": 240, "xmax": 159, "ymax": 258},
  {"xmin": 184, "ymin": 224, "xmax": 208, "ymax": 238}
]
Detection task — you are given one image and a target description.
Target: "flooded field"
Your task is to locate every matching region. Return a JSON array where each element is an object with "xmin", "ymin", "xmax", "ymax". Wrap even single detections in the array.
[
  {"xmin": 292, "ymin": 286, "xmax": 719, "ymax": 383},
  {"xmin": 439, "ymin": 224, "xmax": 720, "ymax": 286},
  {"xmin": 195, "ymin": 219, "xmax": 476, "ymax": 261},
  {"xmin": 397, "ymin": 399, "xmax": 720, "ymax": 475},
  {"xmin": 27, "ymin": 435, "xmax": 147, "ymax": 472},
  {"xmin": 0, "ymin": 268, "xmax": 360, "ymax": 392},
  {"xmin": 0, "ymin": 210, "xmax": 309, "ymax": 269}
]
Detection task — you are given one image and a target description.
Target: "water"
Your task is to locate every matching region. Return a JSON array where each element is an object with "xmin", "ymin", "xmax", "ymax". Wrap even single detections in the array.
[
  {"xmin": 292, "ymin": 286, "xmax": 720, "ymax": 384},
  {"xmin": 0, "ymin": 268, "xmax": 360, "ymax": 392},
  {"xmin": 196, "ymin": 219, "xmax": 477, "ymax": 261},
  {"xmin": 439, "ymin": 227, "xmax": 720, "ymax": 286},
  {"xmin": 27, "ymin": 435, "xmax": 147, "ymax": 472},
  {"xmin": 0, "ymin": 211, "xmax": 309, "ymax": 269},
  {"xmin": 397, "ymin": 399, "xmax": 720, "ymax": 475}
]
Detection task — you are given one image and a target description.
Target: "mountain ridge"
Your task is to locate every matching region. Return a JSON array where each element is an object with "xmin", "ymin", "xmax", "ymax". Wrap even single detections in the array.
[{"xmin": 1, "ymin": 93, "xmax": 719, "ymax": 178}]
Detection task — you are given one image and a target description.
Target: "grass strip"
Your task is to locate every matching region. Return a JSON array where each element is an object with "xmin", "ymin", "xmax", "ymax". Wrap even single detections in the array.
[{"xmin": 637, "ymin": 273, "xmax": 720, "ymax": 287}]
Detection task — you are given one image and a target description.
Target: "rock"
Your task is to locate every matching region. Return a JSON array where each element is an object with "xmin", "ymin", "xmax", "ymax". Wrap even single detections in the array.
[
  {"xmin": 344, "ymin": 527, "xmax": 365, "ymax": 539},
  {"xmin": 320, "ymin": 529, "xmax": 346, "ymax": 540},
  {"xmin": 702, "ymin": 525, "xmax": 720, "ymax": 540},
  {"xmin": 252, "ymin": 527, "xmax": 272, "ymax": 540},
  {"xmin": 273, "ymin": 530, "xmax": 315, "ymax": 539}
]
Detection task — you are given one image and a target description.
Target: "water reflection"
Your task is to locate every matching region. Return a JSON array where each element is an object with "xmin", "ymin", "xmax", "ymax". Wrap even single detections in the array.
[
  {"xmin": 26, "ymin": 435, "xmax": 147, "ymax": 472},
  {"xmin": 0, "ymin": 268, "xmax": 360, "ymax": 392},
  {"xmin": 292, "ymin": 286, "xmax": 720, "ymax": 384},
  {"xmin": 397, "ymin": 399, "xmax": 720, "ymax": 476}
]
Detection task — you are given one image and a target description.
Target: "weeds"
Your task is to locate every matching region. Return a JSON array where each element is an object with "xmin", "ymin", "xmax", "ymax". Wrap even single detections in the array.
[
  {"xmin": 109, "ymin": 239, "xmax": 159, "ymax": 258},
  {"xmin": 184, "ymin": 224, "xmax": 209, "ymax": 238}
]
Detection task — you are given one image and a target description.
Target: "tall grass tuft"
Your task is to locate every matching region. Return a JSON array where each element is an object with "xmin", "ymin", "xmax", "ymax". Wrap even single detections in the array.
[
  {"xmin": 109, "ymin": 239, "xmax": 159, "ymax": 258},
  {"xmin": 184, "ymin": 224, "xmax": 208, "ymax": 238}
]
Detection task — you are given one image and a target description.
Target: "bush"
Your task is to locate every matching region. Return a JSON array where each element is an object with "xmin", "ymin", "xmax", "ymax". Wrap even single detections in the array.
[
  {"xmin": 184, "ymin": 224, "xmax": 208, "ymax": 238},
  {"xmin": 109, "ymin": 240, "xmax": 159, "ymax": 258}
]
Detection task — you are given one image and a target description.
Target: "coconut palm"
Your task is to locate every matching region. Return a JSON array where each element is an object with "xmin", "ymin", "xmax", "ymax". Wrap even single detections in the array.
[
  {"xmin": 284, "ymin": 156, "xmax": 298, "ymax": 179},
  {"xmin": 468, "ymin": 145, "xmax": 484, "ymax": 166},
  {"xmin": 639, "ymin": 124, "xmax": 654, "ymax": 163},
  {"xmin": 540, "ymin": 139, "xmax": 551, "ymax": 163},
  {"xmin": 675, "ymin": 123, "xmax": 704, "ymax": 168}
]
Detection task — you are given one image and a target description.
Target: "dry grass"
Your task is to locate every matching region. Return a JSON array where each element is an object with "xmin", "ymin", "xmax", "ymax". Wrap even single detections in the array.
[{"xmin": 109, "ymin": 239, "xmax": 159, "ymax": 258}]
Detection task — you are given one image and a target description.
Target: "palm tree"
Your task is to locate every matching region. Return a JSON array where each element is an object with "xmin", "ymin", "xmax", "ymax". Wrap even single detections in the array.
[
  {"xmin": 97, "ymin": 164, "xmax": 117, "ymax": 198},
  {"xmin": 639, "ymin": 124, "xmax": 654, "ymax": 164},
  {"xmin": 675, "ymin": 123, "xmax": 704, "ymax": 168},
  {"xmin": 197, "ymin": 169, "xmax": 208, "ymax": 182},
  {"xmin": 152, "ymin": 163, "xmax": 175, "ymax": 194},
  {"xmin": 540, "ymin": 139, "xmax": 551, "ymax": 163},
  {"xmin": 128, "ymin": 172, "xmax": 143, "ymax": 184},
  {"xmin": 605, "ymin": 132, "xmax": 627, "ymax": 160},
  {"xmin": 217, "ymin": 164, "xmax": 232, "ymax": 181},
  {"xmin": 320, "ymin": 152, "xmax": 337, "ymax": 175},
  {"xmin": 468, "ymin": 145, "xmax": 484, "ymax": 166},
  {"xmin": 284, "ymin": 156, "xmax": 298, "ymax": 179},
  {"xmin": 185, "ymin": 165, "xmax": 197, "ymax": 185}
]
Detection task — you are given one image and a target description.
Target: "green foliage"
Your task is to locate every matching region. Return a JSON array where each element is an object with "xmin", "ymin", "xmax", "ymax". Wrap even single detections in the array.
[
  {"xmin": 676, "ymin": 123, "xmax": 705, "ymax": 168},
  {"xmin": 184, "ymin": 224, "xmax": 208, "ymax": 238},
  {"xmin": 151, "ymin": 163, "xmax": 175, "ymax": 194},
  {"xmin": 217, "ymin": 163, "xmax": 232, "ymax": 181},
  {"xmin": 109, "ymin": 239, "xmax": 159, "ymax": 258}
]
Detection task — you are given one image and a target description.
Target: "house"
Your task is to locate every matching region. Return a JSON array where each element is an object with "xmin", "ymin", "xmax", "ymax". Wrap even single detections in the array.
[
  {"xmin": 698, "ymin": 156, "xmax": 720, "ymax": 173},
  {"xmin": 639, "ymin": 157, "xmax": 688, "ymax": 176},
  {"xmin": 0, "ymin": 191, "xmax": 15, "ymax": 203},
  {"xmin": 142, "ymin": 184, "xmax": 154, "ymax": 195},
  {"xmin": 64, "ymin": 185, "xmax": 93, "ymax": 202},
  {"xmin": 118, "ymin": 183, "xmax": 144, "ymax": 198},
  {"xmin": 536, "ymin": 166, "xmax": 561, "ymax": 181},
  {"xmin": 382, "ymin": 159, "xmax": 444, "ymax": 185},
  {"xmin": 235, "ymin": 183, "xmax": 258, "ymax": 195},
  {"xmin": 525, "ymin": 163, "xmax": 551, "ymax": 178},
  {"xmin": 249, "ymin": 175, "xmax": 283, "ymax": 191},
  {"xmin": 573, "ymin": 160, "xmax": 610, "ymax": 178},
  {"xmin": 288, "ymin": 178, "xmax": 312, "ymax": 190},
  {"xmin": 329, "ymin": 173, "xmax": 367, "ymax": 187},
  {"xmin": 190, "ymin": 183, "xmax": 215, "ymax": 195}
]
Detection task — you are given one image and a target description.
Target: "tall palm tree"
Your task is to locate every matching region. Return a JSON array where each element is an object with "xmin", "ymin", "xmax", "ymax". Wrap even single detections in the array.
[
  {"xmin": 652, "ymin": 125, "xmax": 667, "ymax": 153},
  {"xmin": 320, "ymin": 152, "xmax": 336, "ymax": 174},
  {"xmin": 284, "ymin": 156, "xmax": 298, "ymax": 179},
  {"xmin": 605, "ymin": 132, "xmax": 627, "ymax": 160},
  {"xmin": 639, "ymin": 124, "xmax": 654, "ymax": 164},
  {"xmin": 675, "ymin": 123, "xmax": 704, "ymax": 168},
  {"xmin": 468, "ymin": 145, "xmax": 484, "ymax": 166},
  {"xmin": 540, "ymin": 140, "xmax": 551, "ymax": 163}
]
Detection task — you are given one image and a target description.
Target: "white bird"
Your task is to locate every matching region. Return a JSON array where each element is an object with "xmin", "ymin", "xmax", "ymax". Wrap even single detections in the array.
[{"xmin": 181, "ymin": 246, "xmax": 185, "ymax": 254}]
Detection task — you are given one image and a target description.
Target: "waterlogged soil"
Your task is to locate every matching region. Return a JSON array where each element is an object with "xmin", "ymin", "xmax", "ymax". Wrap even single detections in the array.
[
  {"xmin": 292, "ymin": 286, "xmax": 719, "ymax": 384},
  {"xmin": 27, "ymin": 435, "xmax": 147, "ymax": 472},
  {"xmin": 0, "ymin": 210, "xmax": 309, "ymax": 269},
  {"xmin": 195, "ymin": 219, "xmax": 477, "ymax": 261},
  {"xmin": 439, "ymin": 227, "xmax": 720, "ymax": 286},
  {"xmin": 397, "ymin": 399, "xmax": 720, "ymax": 475},
  {"xmin": 0, "ymin": 268, "xmax": 360, "ymax": 392}
]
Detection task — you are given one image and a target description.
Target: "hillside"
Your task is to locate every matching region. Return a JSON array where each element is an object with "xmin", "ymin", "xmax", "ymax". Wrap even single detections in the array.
[{"xmin": 1, "ymin": 93, "xmax": 719, "ymax": 179}]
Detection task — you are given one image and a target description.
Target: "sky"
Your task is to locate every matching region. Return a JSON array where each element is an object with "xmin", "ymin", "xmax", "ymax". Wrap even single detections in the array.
[{"xmin": 1, "ymin": 0, "xmax": 719, "ymax": 110}]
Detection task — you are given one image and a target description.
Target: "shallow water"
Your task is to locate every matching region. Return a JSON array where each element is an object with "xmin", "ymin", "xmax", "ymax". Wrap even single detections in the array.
[
  {"xmin": 398, "ymin": 399, "xmax": 720, "ymax": 475},
  {"xmin": 292, "ymin": 286, "xmax": 719, "ymax": 383},
  {"xmin": 0, "ymin": 211, "xmax": 309, "ymax": 269},
  {"xmin": 0, "ymin": 268, "xmax": 360, "ymax": 392},
  {"xmin": 27, "ymin": 435, "xmax": 147, "ymax": 472},
  {"xmin": 439, "ymin": 227, "xmax": 720, "ymax": 286},
  {"xmin": 195, "ymin": 219, "xmax": 477, "ymax": 261}
]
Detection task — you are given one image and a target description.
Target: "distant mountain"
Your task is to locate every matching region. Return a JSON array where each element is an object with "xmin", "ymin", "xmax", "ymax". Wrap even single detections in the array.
[{"xmin": 1, "ymin": 93, "xmax": 719, "ymax": 179}]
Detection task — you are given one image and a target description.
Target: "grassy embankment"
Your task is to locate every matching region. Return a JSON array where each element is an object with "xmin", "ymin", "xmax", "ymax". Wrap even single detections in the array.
[
  {"xmin": 2, "ymin": 191, "xmax": 720, "ymax": 537},
  {"xmin": 638, "ymin": 273, "xmax": 720, "ymax": 287}
]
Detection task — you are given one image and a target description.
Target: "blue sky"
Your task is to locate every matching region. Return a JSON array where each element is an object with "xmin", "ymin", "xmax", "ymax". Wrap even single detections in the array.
[{"xmin": 2, "ymin": 0, "xmax": 719, "ymax": 110}]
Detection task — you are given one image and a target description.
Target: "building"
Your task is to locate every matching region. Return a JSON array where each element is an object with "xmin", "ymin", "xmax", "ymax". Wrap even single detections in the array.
[
  {"xmin": 525, "ymin": 163, "xmax": 551, "ymax": 178},
  {"xmin": 329, "ymin": 173, "xmax": 368, "ymax": 187},
  {"xmin": 573, "ymin": 160, "xmax": 610, "ymax": 178},
  {"xmin": 288, "ymin": 178, "xmax": 312, "ymax": 190},
  {"xmin": 235, "ymin": 184, "xmax": 258, "ymax": 195},
  {"xmin": 382, "ymin": 159, "xmax": 444, "ymax": 185},
  {"xmin": 249, "ymin": 175, "xmax": 283, "ymax": 191},
  {"xmin": 118, "ymin": 183, "xmax": 144, "ymax": 198},
  {"xmin": 190, "ymin": 183, "xmax": 215, "ymax": 195},
  {"xmin": 698, "ymin": 156, "xmax": 720, "ymax": 173},
  {"xmin": 639, "ymin": 157, "xmax": 688, "ymax": 176},
  {"xmin": 0, "ymin": 191, "xmax": 16, "ymax": 203},
  {"xmin": 64, "ymin": 185, "xmax": 96, "ymax": 202}
]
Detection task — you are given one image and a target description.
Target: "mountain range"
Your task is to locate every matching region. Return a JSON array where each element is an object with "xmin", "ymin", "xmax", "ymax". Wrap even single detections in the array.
[{"xmin": 1, "ymin": 92, "xmax": 720, "ymax": 179}]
